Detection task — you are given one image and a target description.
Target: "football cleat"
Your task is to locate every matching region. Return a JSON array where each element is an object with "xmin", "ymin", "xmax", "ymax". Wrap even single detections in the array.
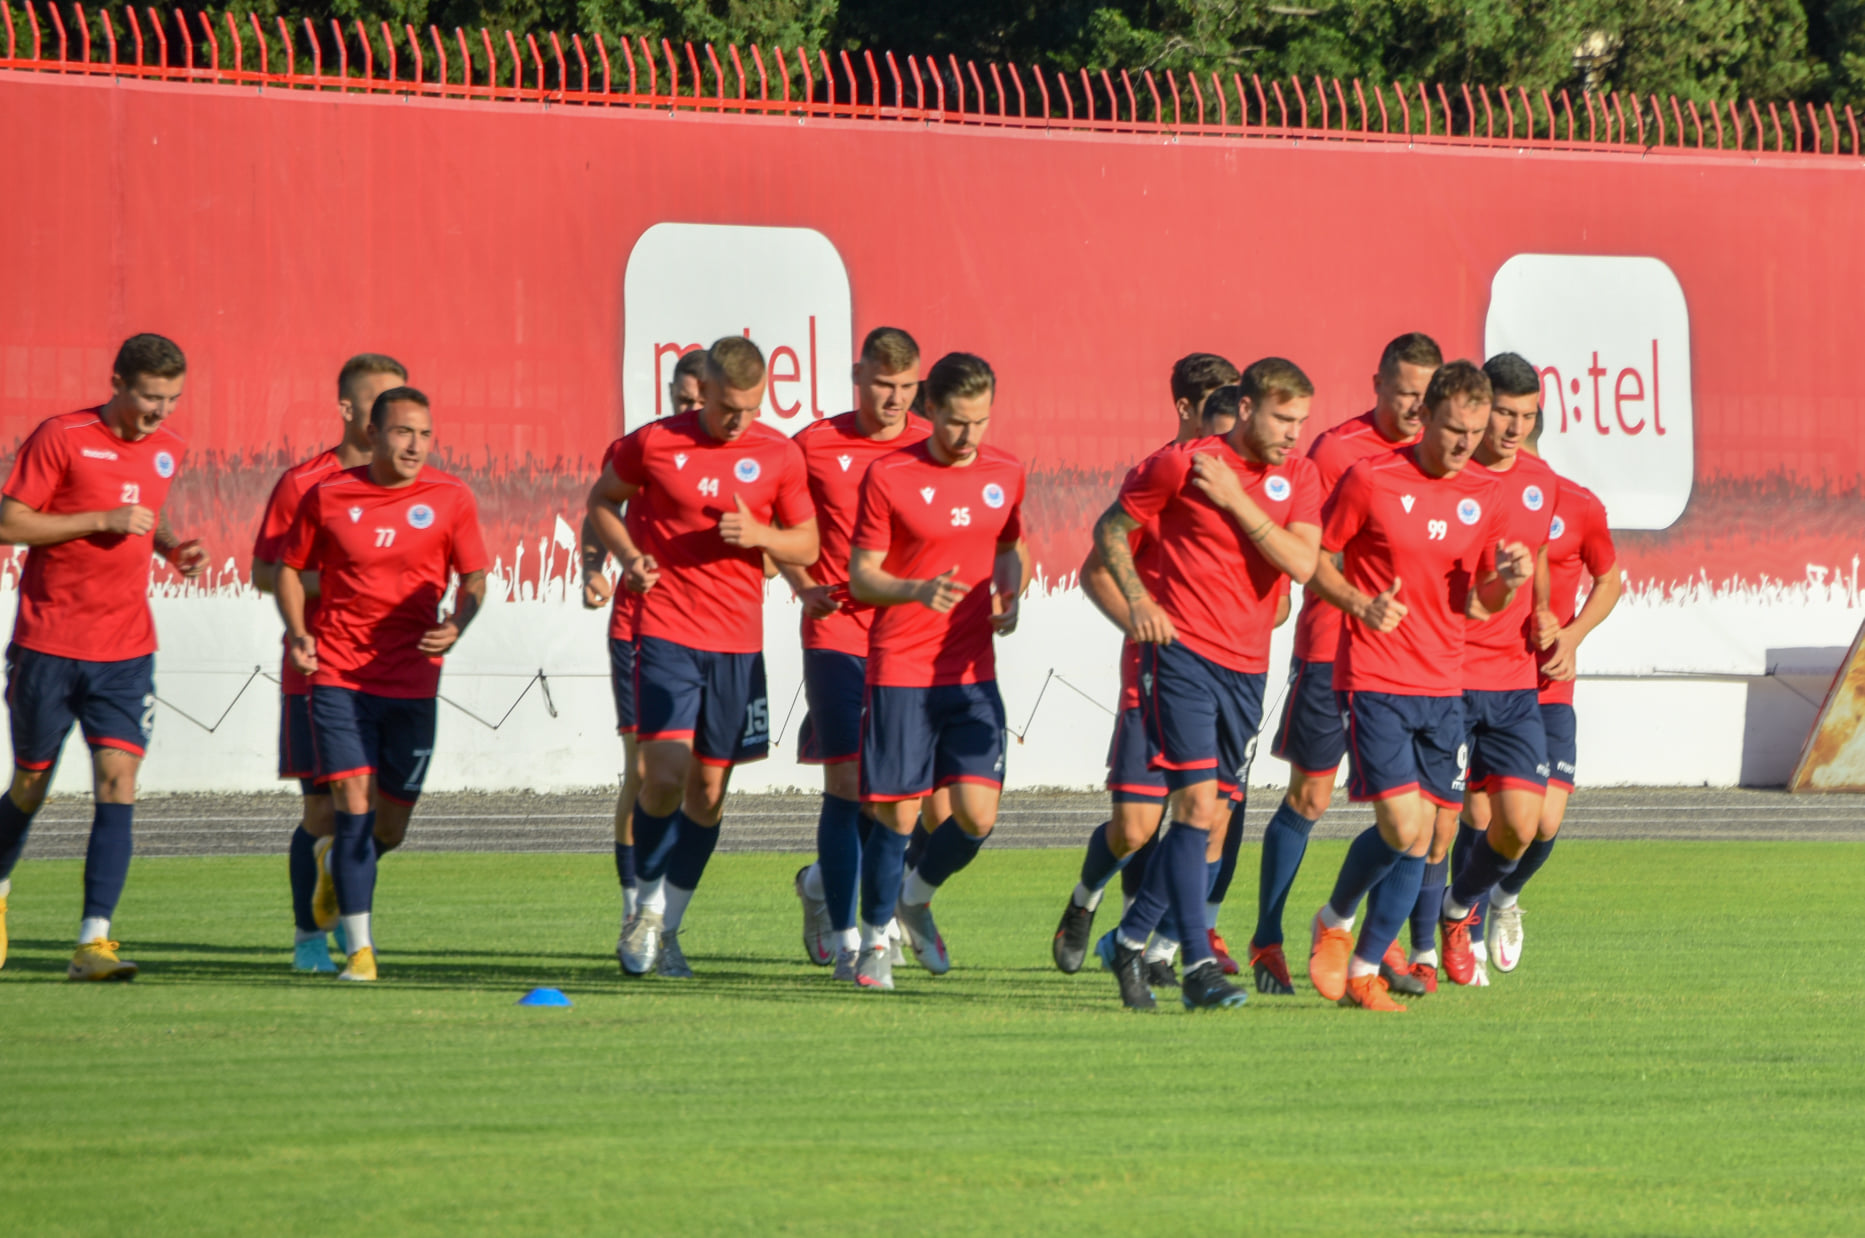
[
  {"xmin": 1110, "ymin": 938, "xmax": 1156, "ymax": 1012},
  {"xmin": 1308, "ymin": 910, "xmax": 1353, "ymax": 1003},
  {"xmin": 854, "ymin": 944, "xmax": 894, "ymax": 990},
  {"xmin": 884, "ymin": 917, "xmax": 905, "ymax": 967},
  {"xmin": 1249, "ymin": 941, "xmax": 1296, "ymax": 995},
  {"xmin": 311, "ymin": 835, "xmax": 339, "ymax": 931},
  {"xmin": 338, "ymin": 945, "xmax": 377, "ymax": 982},
  {"xmin": 895, "ymin": 900, "xmax": 950, "ymax": 975},
  {"xmin": 1470, "ymin": 958, "xmax": 1492, "ymax": 987},
  {"xmin": 619, "ymin": 910, "xmax": 663, "ymax": 977},
  {"xmin": 832, "ymin": 947, "xmax": 861, "ymax": 983},
  {"xmin": 1379, "ymin": 939, "xmax": 1427, "ymax": 996},
  {"xmin": 1489, "ymin": 903, "xmax": 1524, "ymax": 972},
  {"xmin": 1207, "ymin": 928, "xmax": 1240, "ymax": 976},
  {"xmin": 1093, "ymin": 928, "xmax": 1119, "ymax": 972},
  {"xmin": 1340, "ymin": 973, "xmax": 1407, "ymax": 1012},
  {"xmin": 1181, "ymin": 959, "xmax": 1248, "ymax": 1010},
  {"xmin": 656, "ymin": 929, "xmax": 693, "ymax": 979},
  {"xmin": 1052, "ymin": 899, "xmax": 1096, "ymax": 974},
  {"xmin": 1144, "ymin": 957, "xmax": 1180, "ymax": 989},
  {"xmin": 0, "ymin": 893, "xmax": 9, "ymax": 970},
  {"xmin": 67, "ymin": 939, "xmax": 138, "ymax": 982},
  {"xmin": 1440, "ymin": 907, "xmax": 1481, "ymax": 986},
  {"xmin": 293, "ymin": 937, "xmax": 338, "ymax": 974},
  {"xmin": 1409, "ymin": 962, "xmax": 1440, "ymax": 993},
  {"xmin": 794, "ymin": 865, "xmax": 833, "ymax": 967}
]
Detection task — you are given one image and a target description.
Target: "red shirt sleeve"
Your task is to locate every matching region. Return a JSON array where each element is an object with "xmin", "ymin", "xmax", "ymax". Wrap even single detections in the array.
[
  {"xmin": 449, "ymin": 488, "xmax": 491, "ymax": 575},
  {"xmin": 1580, "ymin": 497, "xmax": 1617, "ymax": 578},
  {"xmin": 252, "ymin": 472, "xmax": 299, "ymax": 562},
  {"xmin": 851, "ymin": 462, "xmax": 896, "ymax": 554},
  {"xmin": 773, "ymin": 440, "xmax": 816, "ymax": 528},
  {"xmin": 611, "ymin": 428, "xmax": 649, "ymax": 489},
  {"xmin": 279, "ymin": 485, "xmax": 324, "ymax": 571},
  {"xmin": 1116, "ymin": 447, "xmax": 1184, "ymax": 530},
  {"xmin": 2, "ymin": 420, "xmax": 69, "ymax": 511},
  {"xmin": 1320, "ymin": 465, "xmax": 1369, "ymax": 554},
  {"xmin": 1287, "ymin": 457, "xmax": 1323, "ymax": 527},
  {"xmin": 997, "ymin": 471, "xmax": 1026, "ymax": 545}
]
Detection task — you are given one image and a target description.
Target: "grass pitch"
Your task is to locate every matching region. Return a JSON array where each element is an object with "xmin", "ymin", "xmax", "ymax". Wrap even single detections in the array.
[{"xmin": 2, "ymin": 842, "xmax": 1862, "ymax": 1236}]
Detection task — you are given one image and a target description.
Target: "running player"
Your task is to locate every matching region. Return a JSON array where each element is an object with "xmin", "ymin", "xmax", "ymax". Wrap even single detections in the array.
[
  {"xmin": 1250, "ymin": 332, "xmax": 1439, "ymax": 996},
  {"xmin": 275, "ymin": 386, "xmax": 489, "ymax": 982},
  {"xmin": 1051, "ymin": 354, "xmax": 1238, "ymax": 980},
  {"xmin": 581, "ymin": 348, "xmax": 707, "ymax": 953},
  {"xmin": 1096, "ymin": 358, "xmax": 1323, "ymax": 1012},
  {"xmin": 845, "ymin": 352, "xmax": 1030, "ymax": 990},
  {"xmin": 0, "ymin": 334, "xmax": 206, "ymax": 980},
  {"xmin": 1305, "ymin": 360, "xmax": 1533, "ymax": 1012},
  {"xmin": 252, "ymin": 353, "xmax": 408, "ymax": 974},
  {"xmin": 590, "ymin": 337, "xmax": 818, "ymax": 979},
  {"xmin": 785, "ymin": 328, "xmax": 931, "ymax": 981},
  {"xmin": 1480, "ymin": 360, "xmax": 1621, "ymax": 973}
]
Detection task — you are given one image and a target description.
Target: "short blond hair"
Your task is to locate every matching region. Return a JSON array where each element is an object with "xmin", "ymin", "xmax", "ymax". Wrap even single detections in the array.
[{"xmin": 706, "ymin": 336, "xmax": 767, "ymax": 390}]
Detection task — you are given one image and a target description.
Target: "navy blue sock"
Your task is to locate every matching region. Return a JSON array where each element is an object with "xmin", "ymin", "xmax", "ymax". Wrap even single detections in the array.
[
  {"xmin": 81, "ymin": 803, "xmax": 135, "ymax": 922},
  {"xmin": 1208, "ymin": 797, "xmax": 1246, "ymax": 905},
  {"xmin": 913, "ymin": 816, "xmax": 986, "ymax": 890},
  {"xmin": 0, "ymin": 793, "xmax": 35, "ymax": 881},
  {"xmin": 613, "ymin": 842, "xmax": 637, "ymax": 893},
  {"xmin": 855, "ymin": 810, "xmax": 876, "ymax": 850},
  {"xmin": 1498, "ymin": 837, "xmax": 1557, "ymax": 896},
  {"xmin": 1449, "ymin": 834, "xmax": 1518, "ymax": 908},
  {"xmin": 859, "ymin": 826, "xmax": 910, "ymax": 928},
  {"xmin": 664, "ymin": 811, "xmax": 721, "ymax": 892},
  {"xmin": 1118, "ymin": 830, "xmax": 1172, "ymax": 941},
  {"xmin": 1356, "ymin": 854, "xmax": 1425, "ymax": 965},
  {"xmin": 631, "ymin": 804, "xmax": 678, "ymax": 882},
  {"xmin": 1166, "ymin": 824, "xmax": 1215, "ymax": 966},
  {"xmin": 1327, "ymin": 826, "xmax": 1406, "ymax": 920},
  {"xmin": 1450, "ymin": 820, "xmax": 1483, "ymax": 884},
  {"xmin": 1078, "ymin": 822, "xmax": 1128, "ymax": 893},
  {"xmin": 1122, "ymin": 834, "xmax": 1156, "ymax": 902},
  {"xmin": 816, "ymin": 794, "xmax": 863, "ymax": 932},
  {"xmin": 332, "ymin": 809, "xmax": 377, "ymax": 915},
  {"xmin": 1410, "ymin": 857, "xmax": 1449, "ymax": 951},
  {"xmin": 904, "ymin": 822, "xmax": 931, "ymax": 871},
  {"xmin": 1253, "ymin": 801, "xmax": 1316, "ymax": 948},
  {"xmin": 288, "ymin": 826, "xmax": 320, "ymax": 934}
]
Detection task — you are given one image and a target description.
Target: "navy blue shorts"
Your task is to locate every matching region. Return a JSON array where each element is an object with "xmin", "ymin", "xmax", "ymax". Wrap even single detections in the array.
[
  {"xmin": 860, "ymin": 681, "xmax": 1006, "ymax": 803},
  {"xmin": 797, "ymin": 648, "xmax": 866, "ymax": 765},
  {"xmin": 5, "ymin": 645, "xmax": 154, "ymax": 770},
  {"xmin": 279, "ymin": 691, "xmax": 317, "ymax": 795},
  {"xmin": 309, "ymin": 686, "xmax": 438, "ymax": 806},
  {"xmin": 1140, "ymin": 641, "xmax": 1266, "ymax": 795},
  {"xmin": 634, "ymin": 635, "xmax": 769, "ymax": 767},
  {"xmin": 609, "ymin": 637, "xmax": 638, "ymax": 736},
  {"xmin": 1105, "ymin": 706, "xmax": 1167, "ymax": 804},
  {"xmin": 1539, "ymin": 701, "xmax": 1577, "ymax": 791},
  {"xmin": 1271, "ymin": 657, "xmax": 1346, "ymax": 777},
  {"xmin": 1340, "ymin": 690, "xmax": 1466, "ymax": 808},
  {"xmin": 1463, "ymin": 689, "xmax": 1550, "ymax": 794}
]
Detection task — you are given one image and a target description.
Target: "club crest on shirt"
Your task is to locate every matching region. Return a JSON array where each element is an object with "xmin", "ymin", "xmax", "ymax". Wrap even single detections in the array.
[
  {"xmin": 674, "ymin": 452, "xmax": 689, "ymax": 470},
  {"xmin": 1456, "ymin": 498, "xmax": 1482, "ymax": 525},
  {"xmin": 1400, "ymin": 494, "xmax": 1415, "ymax": 513},
  {"xmin": 1550, "ymin": 515, "xmax": 1567, "ymax": 540},
  {"xmin": 982, "ymin": 482, "xmax": 1006, "ymax": 509},
  {"xmin": 837, "ymin": 454, "xmax": 853, "ymax": 472},
  {"xmin": 347, "ymin": 506, "xmax": 363, "ymax": 523},
  {"xmin": 920, "ymin": 486, "xmax": 936, "ymax": 504},
  {"xmin": 154, "ymin": 450, "xmax": 176, "ymax": 479},
  {"xmin": 734, "ymin": 458, "xmax": 762, "ymax": 483},
  {"xmin": 1522, "ymin": 485, "xmax": 1545, "ymax": 512},
  {"xmin": 407, "ymin": 504, "xmax": 436, "ymax": 530},
  {"xmin": 1264, "ymin": 475, "xmax": 1292, "ymax": 502}
]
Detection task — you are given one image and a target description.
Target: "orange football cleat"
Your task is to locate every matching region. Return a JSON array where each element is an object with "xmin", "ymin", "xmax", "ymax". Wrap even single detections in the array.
[
  {"xmin": 1308, "ymin": 910, "xmax": 1353, "ymax": 1003},
  {"xmin": 1340, "ymin": 973, "xmax": 1407, "ymax": 1011},
  {"xmin": 1207, "ymin": 928, "xmax": 1240, "ymax": 976}
]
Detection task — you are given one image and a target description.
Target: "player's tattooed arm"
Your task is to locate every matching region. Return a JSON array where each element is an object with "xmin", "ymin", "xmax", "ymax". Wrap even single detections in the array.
[
  {"xmin": 1187, "ymin": 454, "xmax": 1320, "ymax": 584},
  {"xmin": 274, "ymin": 563, "xmax": 317, "ymax": 675},
  {"xmin": 587, "ymin": 465, "xmax": 659, "ymax": 594},
  {"xmin": 419, "ymin": 570, "xmax": 487, "ymax": 655},
  {"xmin": 1077, "ymin": 544, "xmax": 1131, "ymax": 632},
  {"xmin": 153, "ymin": 511, "xmax": 209, "ymax": 579},
  {"xmin": 1310, "ymin": 553, "xmax": 1406, "ymax": 633},
  {"xmin": 1092, "ymin": 502, "xmax": 1175, "ymax": 645},
  {"xmin": 0, "ymin": 494, "xmax": 154, "ymax": 546},
  {"xmin": 1542, "ymin": 559, "xmax": 1623, "ymax": 681},
  {"xmin": 578, "ymin": 515, "xmax": 615, "ymax": 609},
  {"xmin": 849, "ymin": 547, "xmax": 970, "ymax": 613},
  {"xmin": 1468, "ymin": 540, "xmax": 1536, "ymax": 620}
]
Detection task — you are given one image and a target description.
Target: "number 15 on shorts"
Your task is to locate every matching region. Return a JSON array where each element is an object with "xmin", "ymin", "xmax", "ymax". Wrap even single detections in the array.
[{"xmin": 742, "ymin": 697, "xmax": 769, "ymax": 745}]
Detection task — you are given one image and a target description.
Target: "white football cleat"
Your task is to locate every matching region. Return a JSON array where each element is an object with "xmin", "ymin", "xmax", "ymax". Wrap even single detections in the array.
[
  {"xmin": 894, "ymin": 901, "xmax": 950, "ymax": 975},
  {"xmin": 619, "ymin": 910, "xmax": 662, "ymax": 977},
  {"xmin": 794, "ymin": 865, "xmax": 834, "ymax": 967},
  {"xmin": 1489, "ymin": 904, "xmax": 1524, "ymax": 972},
  {"xmin": 656, "ymin": 928, "xmax": 693, "ymax": 979}
]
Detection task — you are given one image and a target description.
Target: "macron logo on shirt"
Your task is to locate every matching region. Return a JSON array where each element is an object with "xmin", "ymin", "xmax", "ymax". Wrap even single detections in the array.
[
  {"xmin": 1401, "ymin": 494, "xmax": 1416, "ymax": 513},
  {"xmin": 81, "ymin": 448, "xmax": 119, "ymax": 461},
  {"xmin": 920, "ymin": 486, "xmax": 936, "ymax": 504},
  {"xmin": 838, "ymin": 454, "xmax": 853, "ymax": 472},
  {"xmin": 674, "ymin": 453, "xmax": 689, "ymax": 470}
]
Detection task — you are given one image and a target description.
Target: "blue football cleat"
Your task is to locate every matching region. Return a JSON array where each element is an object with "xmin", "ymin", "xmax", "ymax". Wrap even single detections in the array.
[
  {"xmin": 293, "ymin": 937, "xmax": 338, "ymax": 974},
  {"xmin": 1094, "ymin": 928, "xmax": 1119, "ymax": 972}
]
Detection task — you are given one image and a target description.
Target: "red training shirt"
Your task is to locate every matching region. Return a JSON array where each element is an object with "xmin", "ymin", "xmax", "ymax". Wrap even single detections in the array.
[
  {"xmin": 609, "ymin": 411, "xmax": 814, "ymax": 655},
  {"xmin": 1461, "ymin": 451, "xmax": 1559, "ymax": 693},
  {"xmin": 1538, "ymin": 478, "xmax": 1617, "ymax": 707},
  {"xmin": 1323, "ymin": 449, "xmax": 1505, "ymax": 697},
  {"xmin": 2, "ymin": 407, "xmax": 186, "ymax": 662},
  {"xmin": 793, "ymin": 411, "xmax": 931, "ymax": 657},
  {"xmin": 591, "ymin": 439, "xmax": 648, "ymax": 644},
  {"xmin": 253, "ymin": 448, "xmax": 344, "ymax": 694},
  {"xmin": 852, "ymin": 441, "xmax": 1026, "ymax": 688},
  {"xmin": 1116, "ymin": 436, "xmax": 1322, "ymax": 674},
  {"xmin": 280, "ymin": 465, "xmax": 490, "ymax": 698},
  {"xmin": 1293, "ymin": 410, "xmax": 1418, "ymax": 664}
]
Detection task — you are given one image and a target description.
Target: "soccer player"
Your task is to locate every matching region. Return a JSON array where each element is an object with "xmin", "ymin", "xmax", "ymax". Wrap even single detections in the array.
[
  {"xmin": 252, "ymin": 353, "xmax": 408, "ymax": 974},
  {"xmin": 1050, "ymin": 354, "xmax": 1238, "ymax": 981},
  {"xmin": 784, "ymin": 328, "xmax": 931, "ymax": 981},
  {"xmin": 1305, "ymin": 360, "xmax": 1534, "ymax": 1012},
  {"xmin": 0, "ymin": 333, "xmax": 206, "ymax": 980},
  {"xmin": 589, "ymin": 337, "xmax": 818, "ymax": 979},
  {"xmin": 1251, "ymin": 332, "xmax": 1439, "ymax": 996},
  {"xmin": 845, "ymin": 352, "xmax": 1030, "ymax": 991},
  {"xmin": 1478, "ymin": 363, "xmax": 1622, "ymax": 973},
  {"xmin": 581, "ymin": 348, "xmax": 707, "ymax": 954},
  {"xmin": 1096, "ymin": 358, "xmax": 1323, "ymax": 1012},
  {"xmin": 275, "ymin": 387, "xmax": 489, "ymax": 982}
]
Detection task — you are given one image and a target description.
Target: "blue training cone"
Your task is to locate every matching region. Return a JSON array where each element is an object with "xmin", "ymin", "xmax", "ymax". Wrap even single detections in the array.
[{"xmin": 517, "ymin": 987, "xmax": 573, "ymax": 1008}]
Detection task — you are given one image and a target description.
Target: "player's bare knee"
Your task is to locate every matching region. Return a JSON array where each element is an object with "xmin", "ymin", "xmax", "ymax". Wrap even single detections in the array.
[
  {"xmin": 822, "ymin": 760, "xmax": 860, "ymax": 803},
  {"xmin": 302, "ymin": 793, "xmax": 336, "ymax": 839},
  {"xmin": 8, "ymin": 768, "xmax": 50, "ymax": 814},
  {"xmin": 1109, "ymin": 804, "xmax": 1158, "ymax": 856},
  {"xmin": 1287, "ymin": 773, "xmax": 1333, "ymax": 820}
]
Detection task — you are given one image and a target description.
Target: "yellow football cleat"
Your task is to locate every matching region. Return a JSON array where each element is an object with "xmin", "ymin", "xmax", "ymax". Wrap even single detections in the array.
[
  {"xmin": 338, "ymin": 945, "xmax": 377, "ymax": 982},
  {"xmin": 1, "ymin": 894, "xmax": 9, "ymax": 970},
  {"xmin": 311, "ymin": 835, "xmax": 339, "ymax": 931},
  {"xmin": 67, "ymin": 940, "xmax": 138, "ymax": 982}
]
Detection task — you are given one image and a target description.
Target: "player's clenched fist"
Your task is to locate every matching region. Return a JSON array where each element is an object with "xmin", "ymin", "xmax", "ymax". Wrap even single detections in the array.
[
  {"xmin": 582, "ymin": 569, "xmax": 614, "ymax": 610},
  {"xmin": 1359, "ymin": 576, "xmax": 1407, "ymax": 633},
  {"xmin": 418, "ymin": 619, "xmax": 463, "ymax": 655},
  {"xmin": 287, "ymin": 632, "xmax": 318, "ymax": 676},
  {"xmin": 623, "ymin": 553, "xmax": 661, "ymax": 594},
  {"xmin": 165, "ymin": 538, "xmax": 209, "ymax": 579},
  {"xmin": 1126, "ymin": 594, "xmax": 1177, "ymax": 645},
  {"xmin": 1495, "ymin": 540, "xmax": 1534, "ymax": 590},
  {"xmin": 915, "ymin": 566, "xmax": 970, "ymax": 613},
  {"xmin": 990, "ymin": 589, "xmax": 1019, "ymax": 636},
  {"xmin": 105, "ymin": 504, "xmax": 156, "ymax": 536}
]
